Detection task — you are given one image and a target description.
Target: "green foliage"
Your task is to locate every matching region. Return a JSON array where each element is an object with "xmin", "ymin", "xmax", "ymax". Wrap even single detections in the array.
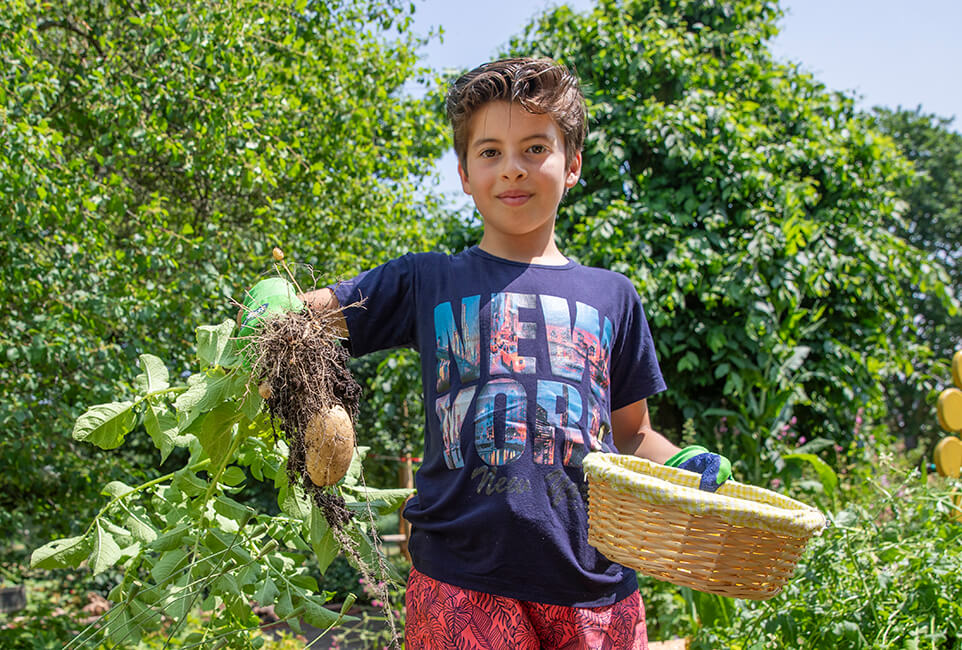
[
  {"xmin": 691, "ymin": 454, "xmax": 962, "ymax": 649},
  {"xmin": 0, "ymin": 0, "xmax": 448, "ymax": 558},
  {"xmin": 636, "ymin": 437, "xmax": 962, "ymax": 649},
  {"xmin": 504, "ymin": 0, "xmax": 956, "ymax": 482},
  {"xmin": 27, "ymin": 320, "xmax": 410, "ymax": 646},
  {"xmin": 870, "ymin": 107, "xmax": 962, "ymax": 447},
  {"xmin": 352, "ymin": 349, "xmax": 426, "ymax": 485}
]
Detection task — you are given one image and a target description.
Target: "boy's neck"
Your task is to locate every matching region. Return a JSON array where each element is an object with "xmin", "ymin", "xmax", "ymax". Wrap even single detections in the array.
[{"xmin": 477, "ymin": 229, "xmax": 569, "ymax": 266}]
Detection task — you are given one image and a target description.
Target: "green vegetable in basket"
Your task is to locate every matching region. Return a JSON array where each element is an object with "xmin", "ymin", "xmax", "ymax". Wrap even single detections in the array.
[{"xmin": 665, "ymin": 445, "xmax": 731, "ymax": 492}]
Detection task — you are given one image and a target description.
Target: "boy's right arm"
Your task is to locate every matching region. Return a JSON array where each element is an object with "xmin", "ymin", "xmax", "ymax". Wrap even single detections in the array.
[{"xmin": 299, "ymin": 287, "xmax": 348, "ymax": 340}]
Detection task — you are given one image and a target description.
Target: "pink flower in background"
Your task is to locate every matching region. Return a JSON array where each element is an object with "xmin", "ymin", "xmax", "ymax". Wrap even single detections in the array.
[{"xmin": 717, "ymin": 416, "xmax": 729, "ymax": 434}]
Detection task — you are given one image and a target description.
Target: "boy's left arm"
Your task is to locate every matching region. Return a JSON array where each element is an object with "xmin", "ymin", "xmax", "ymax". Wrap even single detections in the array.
[
  {"xmin": 610, "ymin": 399, "xmax": 679, "ymax": 464},
  {"xmin": 611, "ymin": 399, "xmax": 731, "ymax": 492}
]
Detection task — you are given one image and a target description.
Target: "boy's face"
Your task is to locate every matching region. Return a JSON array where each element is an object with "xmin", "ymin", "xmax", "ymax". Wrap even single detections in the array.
[{"xmin": 458, "ymin": 101, "xmax": 581, "ymax": 249}]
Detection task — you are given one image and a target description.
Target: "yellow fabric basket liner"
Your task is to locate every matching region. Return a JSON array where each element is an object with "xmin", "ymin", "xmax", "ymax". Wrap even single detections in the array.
[{"xmin": 583, "ymin": 452, "xmax": 827, "ymax": 600}]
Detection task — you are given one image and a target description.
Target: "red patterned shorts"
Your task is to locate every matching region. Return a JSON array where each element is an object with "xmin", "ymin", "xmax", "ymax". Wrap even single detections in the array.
[{"xmin": 404, "ymin": 567, "xmax": 648, "ymax": 649}]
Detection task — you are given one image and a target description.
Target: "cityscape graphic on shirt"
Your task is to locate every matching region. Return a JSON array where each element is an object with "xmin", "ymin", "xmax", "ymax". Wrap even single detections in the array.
[{"xmin": 433, "ymin": 291, "xmax": 614, "ymax": 470}]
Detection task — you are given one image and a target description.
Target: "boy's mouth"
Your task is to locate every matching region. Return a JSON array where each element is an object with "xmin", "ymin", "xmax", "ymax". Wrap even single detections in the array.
[{"xmin": 497, "ymin": 191, "xmax": 531, "ymax": 206}]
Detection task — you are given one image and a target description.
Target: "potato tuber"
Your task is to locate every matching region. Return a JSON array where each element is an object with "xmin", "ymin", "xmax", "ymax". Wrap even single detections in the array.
[{"xmin": 304, "ymin": 404, "xmax": 355, "ymax": 486}]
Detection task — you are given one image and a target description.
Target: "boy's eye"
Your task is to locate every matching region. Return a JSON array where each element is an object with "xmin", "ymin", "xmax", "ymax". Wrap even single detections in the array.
[
  {"xmin": 479, "ymin": 149, "xmax": 498, "ymax": 158},
  {"xmin": 528, "ymin": 144, "xmax": 547, "ymax": 154}
]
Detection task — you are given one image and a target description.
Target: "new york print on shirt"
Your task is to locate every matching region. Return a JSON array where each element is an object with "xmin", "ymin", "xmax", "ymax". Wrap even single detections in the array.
[{"xmin": 433, "ymin": 291, "xmax": 613, "ymax": 471}]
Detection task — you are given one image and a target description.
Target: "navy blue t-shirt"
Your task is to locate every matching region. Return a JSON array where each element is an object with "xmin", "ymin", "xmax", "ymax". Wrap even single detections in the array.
[{"xmin": 333, "ymin": 246, "xmax": 666, "ymax": 607}]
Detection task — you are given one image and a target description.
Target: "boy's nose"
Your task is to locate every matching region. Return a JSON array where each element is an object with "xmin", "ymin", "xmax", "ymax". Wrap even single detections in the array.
[{"xmin": 500, "ymin": 156, "xmax": 527, "ymax": 181}]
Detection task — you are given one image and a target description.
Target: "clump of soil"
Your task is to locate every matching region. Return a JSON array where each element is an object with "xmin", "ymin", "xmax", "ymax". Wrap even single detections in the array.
[{"xmin": 244, "ymin": 304, "xmax": 361, "ymax": 490}]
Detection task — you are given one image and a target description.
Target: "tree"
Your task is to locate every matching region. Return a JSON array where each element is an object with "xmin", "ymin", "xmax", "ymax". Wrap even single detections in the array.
[
  {"xmin": 503, "ymin": 0, "xmax": 956, "ymax": 479},
  {"xmin": 871, "ymin": 107, "xmax": 962, "ymax": 446},
  {"xmin": 0, "ymin": 0, "xmax": 449, "ymax": 561}
]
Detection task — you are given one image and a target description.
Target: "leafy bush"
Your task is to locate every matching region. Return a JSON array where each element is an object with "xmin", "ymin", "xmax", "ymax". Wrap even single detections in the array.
[
  {"xmin": 500, "ymin": 0, "xmax": 957, "ymax": 483},
  {"xmin": 670, "ymin": 444, "xmax": 962, "ymax": 649},
  {"xmin": 0, "ymin": 0, "xmax": 449, "ymax": 559}
]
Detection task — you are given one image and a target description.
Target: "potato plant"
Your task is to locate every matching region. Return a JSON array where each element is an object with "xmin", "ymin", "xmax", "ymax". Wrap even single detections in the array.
[{"xmin": 30, "ymin": 320, "xmax": 410, "ymax": 647}]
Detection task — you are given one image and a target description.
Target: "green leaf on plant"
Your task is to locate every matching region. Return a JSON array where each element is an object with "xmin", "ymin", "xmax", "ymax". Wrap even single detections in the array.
[
  {"xmin": 90, "ymin": 520, "xmax": 123, "ymax": 575},
  {"xmin": 275, "ymin": 585, "xmax": 295, "ymax": 620},
  {"xmin": 174, "ymin": 369, "xmax": 246, "ymax": 430},
  {"xmin": 162, "ymin": 576, "xmax": 192, "ymax": 622},
  {"xmin": 150, "ymin": 523, "xmax": 192, "ymax": 552},
  {"xmin": 213, "ymin": 573, "xmax": 242, "ymax": 599},
  {"xmin": 151, "ymin": 548, "xmax": 189, "ymax": 585},
  {"xmin": 783, "ymin": 452, "xmax": 838, "ymax": 497},
  {"xmin": 196, "ymin": 320, "xmax": 242, "ymax": 368},
  {"xmin": 237, "ymin": 562, "xmax": 259, "ymax": 591},
  {"xmin": 347, "ymin": 525, "xmax": 402, "ymax": 584},
  {"xmin": 255, "ymin": 575, "xmax": 279, "ymax": 607},
  {"xmin": 102, "ymin": 480, "xmax": 135, "ymax": 498},
  {"xmin": 30, "ymin": 534, "xmax": 93, "ymax": 570},
  {"xmin": 103, "ymin": 519, "xmax": 134, "ymax": 546},
  {"xmin": 172, "ymin": 467, "xmax": 208, "ymax": 497},
  {"xmin": 206, "ymin": 528, "xmax": 252, "ymax": 564},
  {"xmin": 342, "ymin": 486, "xmax": 414, "ymax": 515},
  {"xmin": 134, "ymin": 353, "xmax": 170, "ymax": 394},
  {"xmin": 677, "ymin": 350, "xmax": 699, "ymax": 372},
  {"xmin": 129, "ymin": 596, "xmax": 162, "ymax": 630},
  {"xmin": 239, "ymin": 382, "xmax": 263, "ymax": 420},
  {"xmin": 278, "ymin": 477, "xmax": 312, "ymax": 520},
  {"xmin": 144, "ymin": 402, "xmax": 187, "ymax": 463},
  {"xmin": 124, "ymin": 507, "xmax": 158, "ymax": 544},
  {"xmin": 105, "ymin": 606, "xmax": 142, "ymax": 646},
  {"xmin": 221, "ymin": 465, "xmax": 247, "ymax": 486},
  {"xmin": 213, "ymin": 494, "xmax": 254, "ymax": 527},
  {"xmin": 198, "ymin": 402, "xmax": 239, "ymax": 468},
  {"xmin": 289, "ymin": 571, "xmax": 319, "ymax": 592},
  {"xmin": 302, "ymin": 594, "xmax": 354, "ymax": 628},
  {"xmin": 73, "ymin": 400, "xmax": 137, "ymax": 449},
  {"xmin": 341, "ymin": 446, "xmax": 370, "ymax": 487},
  {"xmin": 310, "ymin": 506, "xmax": 339, "ymax": 574}
]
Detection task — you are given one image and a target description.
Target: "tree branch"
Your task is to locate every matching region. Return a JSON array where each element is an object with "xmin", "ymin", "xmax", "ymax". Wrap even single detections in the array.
[{"xmin": 36, "ymin": 18, "xmax": 104, "ymax": 57}]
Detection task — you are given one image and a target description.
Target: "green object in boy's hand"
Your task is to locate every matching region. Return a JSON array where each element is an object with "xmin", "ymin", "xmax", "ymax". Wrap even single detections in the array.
[
  {"xmin": 237, "ymin": 277, "xmax": 304, "ymax": 340},
  {"xmin": 665, "ymin": 445, "xmax": 732, "ymax": 492}
]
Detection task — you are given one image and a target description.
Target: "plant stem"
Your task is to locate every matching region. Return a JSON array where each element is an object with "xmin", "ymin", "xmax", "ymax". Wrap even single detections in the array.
[
  {"xmin": 167, "ymin": 426, "xmax": 250, "ymax": 649},
  {"xmin": 83, "ymin": 458, "xmax": 212, "ymax": 538},
  {"xmin": 841, "ymin": 531, "xmax": 883, "ymax": 633}
]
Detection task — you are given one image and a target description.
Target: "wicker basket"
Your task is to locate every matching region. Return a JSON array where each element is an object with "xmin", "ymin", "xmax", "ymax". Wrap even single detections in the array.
[{"xmin": 583, "ymin": 452, "xmax": 827, "ymax": 600}]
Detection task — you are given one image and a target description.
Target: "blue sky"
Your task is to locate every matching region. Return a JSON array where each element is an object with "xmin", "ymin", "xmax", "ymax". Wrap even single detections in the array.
[
  {"xmin": 411, "ymin": 0, "xmax": 960, "ymax": 119},
  {"xmin": 408, "ymin": 0, "xmax": 961, "ymax": 200}
]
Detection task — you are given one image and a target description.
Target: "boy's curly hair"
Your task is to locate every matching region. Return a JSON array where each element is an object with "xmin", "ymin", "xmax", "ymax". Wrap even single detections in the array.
[{"xmin": 446, "ymin": 57, "xmax": 587, "ymax": 168}]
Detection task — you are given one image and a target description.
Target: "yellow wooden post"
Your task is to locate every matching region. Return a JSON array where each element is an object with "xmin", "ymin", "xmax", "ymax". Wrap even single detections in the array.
[{"xmin": 933, "ymin": 349, "xmax": 962, "ymax": 521}]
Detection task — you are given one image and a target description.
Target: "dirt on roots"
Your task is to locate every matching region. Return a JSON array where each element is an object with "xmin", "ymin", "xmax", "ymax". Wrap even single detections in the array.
[{"xmin": 244, "ymin": 305, "xmax": 361, "ymax": 492}]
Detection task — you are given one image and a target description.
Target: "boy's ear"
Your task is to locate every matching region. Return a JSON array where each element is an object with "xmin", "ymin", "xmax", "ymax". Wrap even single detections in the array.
[
  {"xmin": 458, "ymin": 160, "xmax": 472, "ymax": 195},
  {"xmin": 565, "ymin": 152, "xmax": 583, "ymax": 188}
]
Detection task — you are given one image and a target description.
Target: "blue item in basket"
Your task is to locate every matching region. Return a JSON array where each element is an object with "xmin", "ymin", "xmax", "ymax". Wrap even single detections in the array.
[{"xmin": 665, "ymin": 445, "xmax": 732, "ymax": 492}]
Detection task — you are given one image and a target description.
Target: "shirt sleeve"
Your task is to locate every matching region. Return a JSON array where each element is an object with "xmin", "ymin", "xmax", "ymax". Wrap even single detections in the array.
[
  {"xmin": 331, "ymin": 253, "xmax": 418, "ymax": 357},
  {"xmin": 608, "ymin": 278, "xmax": 667, "ymax": 411}
]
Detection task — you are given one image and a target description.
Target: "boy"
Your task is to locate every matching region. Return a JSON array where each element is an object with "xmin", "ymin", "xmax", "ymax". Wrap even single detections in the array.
[{"xmin": 300, "ymin": 58, "xmax": 728, "ymax": 648}]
